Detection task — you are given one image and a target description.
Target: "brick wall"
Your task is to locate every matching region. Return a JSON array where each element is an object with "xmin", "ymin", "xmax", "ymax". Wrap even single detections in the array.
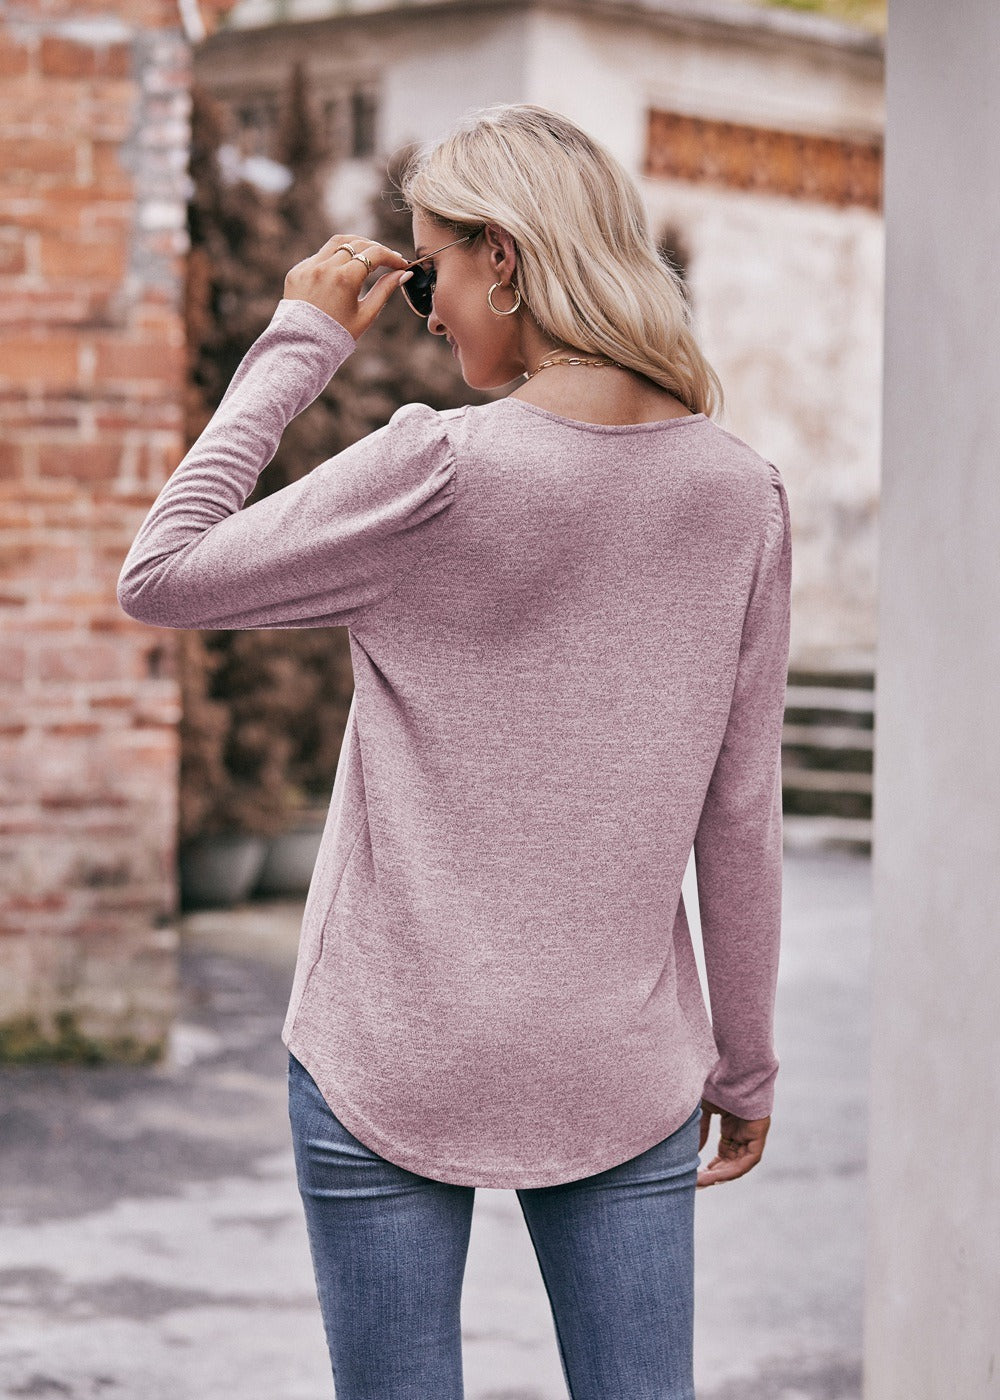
[{"xmin": 0, "ymin": 0, "xmax": 227, "ymax": 1060}]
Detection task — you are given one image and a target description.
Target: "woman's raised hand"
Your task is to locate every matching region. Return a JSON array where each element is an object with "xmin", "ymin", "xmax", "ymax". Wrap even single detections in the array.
[
  {"xmin": 283, "ymin": 235, "xmax": 414, "ymax": 342},
  {"xmin": 696, "ymin": 1099, "xmax": 771, "ymax": 1188}
]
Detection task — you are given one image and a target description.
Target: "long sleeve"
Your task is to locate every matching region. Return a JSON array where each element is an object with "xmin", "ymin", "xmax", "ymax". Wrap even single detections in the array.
[
  {"xmin": 116, "ymin": 298, "xmax": 457, "ymax": 632},
  {"xmin": 693, "ymin": 463, "xmax": 792, "ymax": 1120}
]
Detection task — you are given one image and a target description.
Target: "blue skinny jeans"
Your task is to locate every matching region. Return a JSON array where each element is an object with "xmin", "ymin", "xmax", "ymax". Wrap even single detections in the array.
[{"xmin": 289, "ymin": 1051, "xmax": 702, "ymax": 1400}]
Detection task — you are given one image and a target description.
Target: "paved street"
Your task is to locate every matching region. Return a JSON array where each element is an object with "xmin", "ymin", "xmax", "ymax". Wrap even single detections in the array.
[{"xmin": 0, "ymin": 846, "xmax": 871, "ymax": 1400}]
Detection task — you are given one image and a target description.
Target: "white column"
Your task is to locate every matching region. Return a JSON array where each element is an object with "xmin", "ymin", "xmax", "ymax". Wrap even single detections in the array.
[{"xmin": 864, "ymin": 2, "xmax": 1000, "ymax": 1396}]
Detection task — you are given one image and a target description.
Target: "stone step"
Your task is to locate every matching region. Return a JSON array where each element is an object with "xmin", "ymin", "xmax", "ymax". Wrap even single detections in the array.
[
  {"xmin": 782, "ymin": 722, "xmax": 875, "ymax": 752},
  {"xmin": 782, "ymin": 763, "xmax": 873, "ymax": 794},
  {"xmin": 782, "ymin": 813, "xmax": 873, "ymax": 850},
  {"xmin": 780, "ymin": 671, "xmax": 875, "ymax": 850},
  {"xmin": 784, "ymin": 684, "xmax": 875, "ymax": 716}
]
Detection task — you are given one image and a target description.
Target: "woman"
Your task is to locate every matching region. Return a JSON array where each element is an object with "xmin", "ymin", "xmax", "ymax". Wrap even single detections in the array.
[{"xmin": 118, "ymin": 102, "xmax": 791, "ymax": 1400}]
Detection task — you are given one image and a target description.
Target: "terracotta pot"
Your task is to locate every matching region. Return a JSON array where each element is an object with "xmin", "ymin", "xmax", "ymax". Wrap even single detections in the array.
[{"xmin": 253, "ymin": 806, "xmax": 329, "ymax": 898}]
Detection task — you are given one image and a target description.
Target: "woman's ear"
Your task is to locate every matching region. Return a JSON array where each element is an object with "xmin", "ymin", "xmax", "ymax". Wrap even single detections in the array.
[{"xmin": 484, "ymin": 223, "xmax": 517, "ymax": 279}]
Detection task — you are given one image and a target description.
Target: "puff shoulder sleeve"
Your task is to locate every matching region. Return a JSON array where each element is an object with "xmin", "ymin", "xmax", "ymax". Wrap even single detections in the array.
[{"xmin": 116, "ymin": 298, "xmax": 456, "ymax": 632}]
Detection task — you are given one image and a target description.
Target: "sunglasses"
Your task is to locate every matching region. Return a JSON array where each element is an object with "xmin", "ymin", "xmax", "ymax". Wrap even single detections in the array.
[{"xmin": 400, "ymin": 232, "xmax": 479, "ymax": 318}]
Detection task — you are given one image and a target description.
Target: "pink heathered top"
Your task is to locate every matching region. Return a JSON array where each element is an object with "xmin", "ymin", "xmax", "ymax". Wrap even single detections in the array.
[{"xmin": 118, "ymin": 297, "xmax": 792, "ymax": 1189}]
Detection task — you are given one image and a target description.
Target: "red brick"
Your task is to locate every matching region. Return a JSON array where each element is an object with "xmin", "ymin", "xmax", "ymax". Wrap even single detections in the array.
[
  {"xmin": 0, "ymin": 137, "xmax": 78, "ymax": 179},
  {"xmin": 0, "ymin": 645, "xmax": 27, "ymax": 684},
  {"xmin": 105, "ymin": 43, "xmax": 133, "ymax": 78},
  {"xmin": 119, "ymin": 0, "xmax": 178, "ymax": 25},
  {"xmin": 0, "ymin": 87, "xmax": 56, "ymax": 131},
  {"xmin": 18, "ymin": 612, "xmax": 77, "ymax": 631},
  {"xmin": 38, "ymin": 37, "xmax": 131, "ymax": 81},
  {"xmin": 89, "ymin": 75, "xmax": 138, "ymax": 101},
  {"xmin": 0, "ymin": 293, "xmax": 97, "ymax": 330},
  {"xmin": 37, "ymin": 441, "xmax": 123, "ymax": 482},
  {"xmin": 40, "ymin": 36, "xmax": 98, "ymax": 78},
  {"xmin": 0, "ymin": 36, "xmax": 32, "ymax": 78},
  {"xmin": 16, "ymin": 0, "xmax": 127, "ymax": 12},
  {"xmin": 3, "ymin": 892, "xmax": 70, "ymax": 912},
  {"xmin": 93, "ymin": 337, "xmax": 184, "ymax": 385},
  {"xmin": 133, "ymin": 306, "xmax": 182, "ymax": 336},
  {"xmin": 86, "ymin": 209, "xmax": 132, "ymax": 242},
  {"xmin": 0, "ymin": 401, "xmax": 84, "ymax": 432},
  {"xmin": 92, "ymin": 142, "xmax": 133, "ymax": 196},
  {"xmin": 53, "ymin": 596, "xmax": 114, "ymax": 618},
  {"xmin": 0, "ymin": 442, "xmax": 24, "ymax": 480},
  {"xmin": 89, "ymin": 85, "xmax": 140, "ymax": 142},
  {"xmin": 0, "ymin": 540, "xmax": 35, "ymax": 576},
  {"xmin": 0, "ymin": 337, "xmax": 79, "ymax": 389},
  {"xmin": 37, "ymin": 500, "xmax": 96, "ymax": 528},
  {"xmin": 94, "ymin": 406, "xmax": 182, "ymax": 433},
  {"xmin": 10, "ymin": 544, "xmax": 80, "ymax": 585},
  {"xmin": 37, "ymin": 640, "xmax": 123, "ymax": 683},
  {"xmin": 3, "ymin": 192, "xmax": 86, "ymax": 236},
  {"xmin": 0, "ymin": 236, "xmax": 27, "ymax": 275},
  {"xmin": 39, "ymin": 232, "xmax": 129, "ymax": 281}
]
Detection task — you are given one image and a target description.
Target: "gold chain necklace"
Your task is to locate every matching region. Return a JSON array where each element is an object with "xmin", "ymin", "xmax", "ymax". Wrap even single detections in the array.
[{"xmin": 522, "ymin": 354, "xmax": 624, "ymax": 381}]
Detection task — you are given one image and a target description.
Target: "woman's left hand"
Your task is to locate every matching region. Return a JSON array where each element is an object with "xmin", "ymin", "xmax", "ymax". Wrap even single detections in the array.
[
  {"xmin": 283, "ymin": 235, "xmax": 414, "ymax": 342},
  {"xmin": 696, "ymin": 1099, "xmax": 771, "ymax": 1187}
]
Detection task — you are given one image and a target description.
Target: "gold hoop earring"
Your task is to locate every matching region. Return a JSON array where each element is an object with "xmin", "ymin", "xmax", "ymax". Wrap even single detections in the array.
[{"xmin": 488, "ymin": 281, "xmax": 521, "ymax": 316}]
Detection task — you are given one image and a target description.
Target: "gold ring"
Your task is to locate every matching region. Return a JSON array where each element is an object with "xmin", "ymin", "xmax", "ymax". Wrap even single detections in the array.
[
  {"xmin": 350, "ymin": 251, "xmax": 372, "ymax": 272},
  {"xmin": 336, "ymin": 242, "xmax": 358, "ymax": 255}
]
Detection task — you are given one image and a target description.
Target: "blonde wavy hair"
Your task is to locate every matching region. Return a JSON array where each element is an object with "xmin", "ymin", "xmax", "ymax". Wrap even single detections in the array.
[{"xmin": 398, "ymin": 102, "xmax": 723, "ymax": 418}]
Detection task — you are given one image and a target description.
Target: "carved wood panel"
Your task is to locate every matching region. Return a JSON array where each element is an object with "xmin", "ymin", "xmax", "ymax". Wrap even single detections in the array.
[{"xmin": 644, "ymin": 108, "xmax": 882, "ymax": 210}]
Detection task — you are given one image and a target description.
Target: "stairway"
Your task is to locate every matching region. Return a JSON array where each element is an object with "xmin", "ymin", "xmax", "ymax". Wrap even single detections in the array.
[{"xmin": 782, "ymin": 667, "xmax": 875, "ymax": 853}]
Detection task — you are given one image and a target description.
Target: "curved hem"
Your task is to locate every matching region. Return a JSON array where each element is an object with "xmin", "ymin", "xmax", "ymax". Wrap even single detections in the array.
[{"xmin": 284, "ymin": 1032, "xmax": 708, "ymax": 1190}]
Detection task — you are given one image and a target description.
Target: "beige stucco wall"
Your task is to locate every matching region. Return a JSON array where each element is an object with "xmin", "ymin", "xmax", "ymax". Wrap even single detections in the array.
[{"xmin": 381, "ymin": 11, "xmax": 527, "ymax": 150}]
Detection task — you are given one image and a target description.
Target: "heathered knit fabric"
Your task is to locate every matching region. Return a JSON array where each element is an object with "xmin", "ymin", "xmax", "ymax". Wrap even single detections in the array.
[{"xmin": 118, "ymin": 297, "xmax": 792, "ymax": 1189}]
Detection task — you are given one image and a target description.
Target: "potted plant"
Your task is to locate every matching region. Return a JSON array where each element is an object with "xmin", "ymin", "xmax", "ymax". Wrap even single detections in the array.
[
  {"xmin": 252, "ymin": 781, "xmax": 331, "ymax": 898},
  {"xmin": 176, "ymin": 626, "xmax": 351, "ymax": 908},
  {"xmin": 176, "ymin": 629, "xmax": 277, "ymax": 909}
]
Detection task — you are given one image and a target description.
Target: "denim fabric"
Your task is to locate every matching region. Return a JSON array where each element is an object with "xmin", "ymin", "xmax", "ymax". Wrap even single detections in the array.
[{"xmin": 289, "ymin": 1051, "xmax": 702, "ymax": 1400}]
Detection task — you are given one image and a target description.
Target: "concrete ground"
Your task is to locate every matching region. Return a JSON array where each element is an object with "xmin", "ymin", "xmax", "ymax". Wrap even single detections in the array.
[{"xmin": 0, "ymin": 845, "xmax": 871, "ymax": 1400}]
